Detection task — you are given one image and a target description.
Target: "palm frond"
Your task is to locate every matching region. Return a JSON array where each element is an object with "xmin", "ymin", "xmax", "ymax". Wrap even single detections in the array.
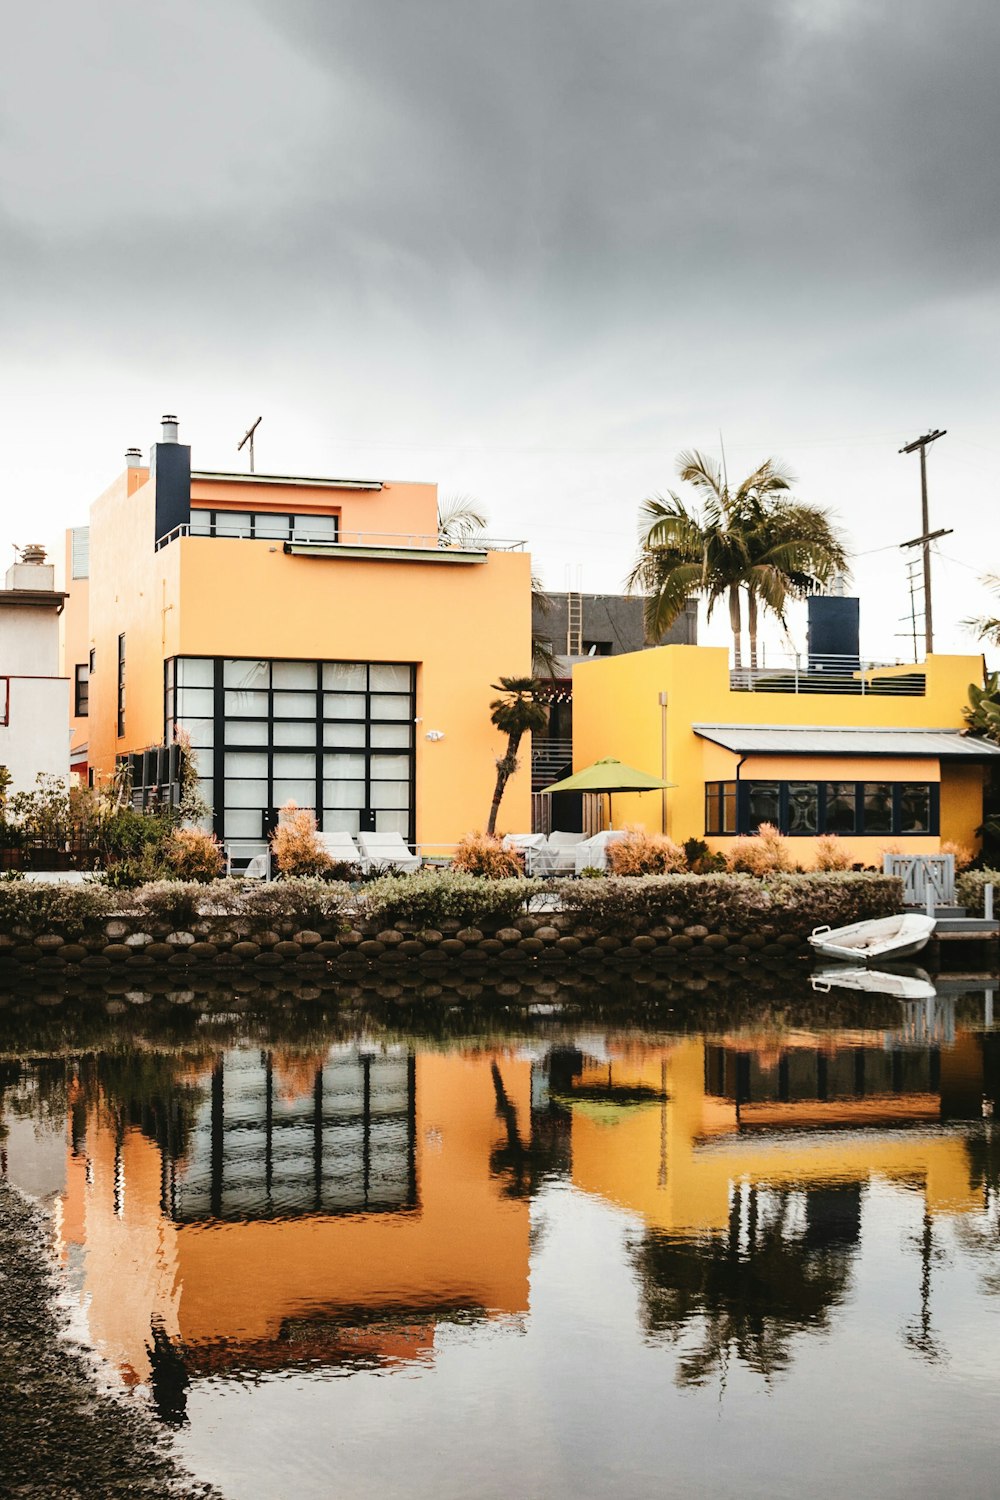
[{"xmin": 438, "ymin": 494, "xmax": 489, "ymax": 544}]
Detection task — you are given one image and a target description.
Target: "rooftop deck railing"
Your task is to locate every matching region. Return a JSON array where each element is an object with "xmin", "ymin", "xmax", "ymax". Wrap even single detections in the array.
[
  {"xmin": 731, "ymin": 650, "xmax": 926, "ymax": 696},
  {"xmin": 531, "ymin": 737, "xmax": 574, "ymax": 791},
  {"xmin": 155, "ymin": 524, "xmax": 527, "ymax": 553}
]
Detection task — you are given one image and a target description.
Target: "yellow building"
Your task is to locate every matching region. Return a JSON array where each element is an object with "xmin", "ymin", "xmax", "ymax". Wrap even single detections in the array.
[
  {"xmin": 571, "ymin": 638, "xmax": 1000, "ymax": 862},
  {"xmin": 62, "ymin": 417, "xmax": 533, "ymax": 857}
]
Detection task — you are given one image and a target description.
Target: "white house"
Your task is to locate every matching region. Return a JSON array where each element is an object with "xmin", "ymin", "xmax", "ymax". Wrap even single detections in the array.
[{"xmin": 0, "ymin": 546, "xmax": 70, "ymax": 796}]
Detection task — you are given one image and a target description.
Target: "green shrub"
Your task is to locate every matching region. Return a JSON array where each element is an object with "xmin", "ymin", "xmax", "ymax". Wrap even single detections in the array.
[
  {"xmin": 957, "ymin": 868, "xmax": 1000, "ymax": 916},
  {"xmin": 131, "ymin": 881, "xmax": 218, "ymax": 928},
  {"xmin": 359, "ymin": 871, "xmax": 532, "ymax": 927},
  {"xmin": 555, "ymin": 871, "xmax": 903, "ymax": 937},
  {"xmin": 239, "ymin": 877, "xmax": 352, "ymax": 929},
  {"xmin": 0, "ymin": 881, "xmax": 113, "ymax": 938}
]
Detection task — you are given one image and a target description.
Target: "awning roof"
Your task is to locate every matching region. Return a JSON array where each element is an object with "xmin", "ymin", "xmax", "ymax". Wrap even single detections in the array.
[{"xmin": 693, "ymin": 724, "xmax": 1000, "ymax": 759}]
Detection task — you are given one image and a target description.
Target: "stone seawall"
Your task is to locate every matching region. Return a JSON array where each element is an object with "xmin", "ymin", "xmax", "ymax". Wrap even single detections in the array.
[{"xmin": 0, "ymin": 910, "xmax": 807, "ymax": 975}]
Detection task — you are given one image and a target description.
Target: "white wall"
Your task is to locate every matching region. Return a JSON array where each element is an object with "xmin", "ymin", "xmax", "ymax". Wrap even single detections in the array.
[
  {"xmin": 0, "ymin": 676, "xmax": 70, "ymax": 794},
  {"xmin": 1, "ymin": 606, "xmax": 60, "ymax": 676}
]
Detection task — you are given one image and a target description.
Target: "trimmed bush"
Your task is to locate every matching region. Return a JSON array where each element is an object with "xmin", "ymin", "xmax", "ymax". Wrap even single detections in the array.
[
  {"xmin": 453, "ymin": 833, "xmax": 524, "ymax": 879},
  {"xmin": 957, "ymin": 868, "xmax": 1000, "ymax": 916},
  {"xmin": 556, "ymin": 871, "xmax": 903, "ymax": 937},
  {"xmin": 239, "ymin": 877, "xmax": 352, "ymax": 929},
  {"xmin": 271, "ymin": 803, "xmax": 333, "ymax": 878},
  {"xmin": 360, "ymin": 871, "xmax": 532, "ymax": 928},
  {"xmin": 940, "ymin": 840, "xmax": 974, "ymax": 872},
  {"xmin": 607, "ymin": 828, "xmax": 687, "ymax": 877},
  {"xmin": 725, "ymin": 823, "xmax": 794, "ymax": 875},
  {"xmin": 163, "ymin": 827, "xmax": 225, "ymax": 882},
  {"xmin": 0, "ymin": 881, "xmax": 113, "ymax": 938},
  {"xmin": 814, "ymin": 834, "xmax": 852, "ymax": 872}
]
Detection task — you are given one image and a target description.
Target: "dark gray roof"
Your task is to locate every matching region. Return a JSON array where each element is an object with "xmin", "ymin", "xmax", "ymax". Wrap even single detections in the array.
[{"xmin": 692, "ymin": 725, "xmax": 1000, "ymax": 758}]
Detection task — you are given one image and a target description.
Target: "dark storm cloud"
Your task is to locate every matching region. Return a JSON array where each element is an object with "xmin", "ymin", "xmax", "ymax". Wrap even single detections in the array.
[{"xmin": 3, "ymin": 0, "xmax": 999, "ymax": 355}]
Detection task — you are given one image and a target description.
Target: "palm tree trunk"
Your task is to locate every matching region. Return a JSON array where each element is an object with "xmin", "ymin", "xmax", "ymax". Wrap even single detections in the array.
[
  {"xmin": 486, "ymin": 731, "xmax": 523, "ymax": 835},
  {"xmin": 728, "ymin": 585, "xmax": 743, "ymax": 672},
  {"xmin": 747, "ymin": 590, "xmax": 759, "ymax": 671}
]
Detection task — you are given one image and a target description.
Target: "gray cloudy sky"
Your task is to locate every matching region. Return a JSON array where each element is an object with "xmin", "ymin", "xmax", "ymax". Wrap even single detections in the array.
[{"xmin": 2, "ymin": 0, "xmax": 998, "ymax": 657}]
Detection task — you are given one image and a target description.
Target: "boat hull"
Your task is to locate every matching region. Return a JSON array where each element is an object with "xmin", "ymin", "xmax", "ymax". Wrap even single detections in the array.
[{"xmin": 808, "ymin": 913, "xmax": 936, "ymax": 966}]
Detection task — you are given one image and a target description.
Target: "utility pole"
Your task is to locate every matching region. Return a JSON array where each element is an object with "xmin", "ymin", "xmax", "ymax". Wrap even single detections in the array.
[
  {"xmin": 238, "ymin": 415, "xmax": 262, "ymax": 474},
  {"xmin": 898, "ymin": 428, "xmax": 946, "ymax": 655}
]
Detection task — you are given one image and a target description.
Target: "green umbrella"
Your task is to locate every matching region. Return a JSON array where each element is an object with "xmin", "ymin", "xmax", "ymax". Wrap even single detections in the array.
[{"xmin": 539, "ymin": 757, "xmax": 675, "ymax": 830}]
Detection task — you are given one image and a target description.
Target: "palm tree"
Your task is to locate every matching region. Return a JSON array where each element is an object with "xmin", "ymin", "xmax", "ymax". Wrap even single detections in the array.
[
  {"xmin": 487, "ymin": 676, "xmax": 547, "ymax": 835},
  {"xmin": 627, "ymin": 451, "xmax": 848, "ymax": 670},
  {"xmin": 965, "ymin": 575, "xmax": 1000, "ymax": 649}
]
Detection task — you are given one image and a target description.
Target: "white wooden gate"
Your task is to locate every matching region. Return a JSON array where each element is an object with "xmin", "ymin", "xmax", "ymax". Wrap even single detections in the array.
[{"xmin": 882, "ymin": 854, "xmax": 956, "ymax": 907}]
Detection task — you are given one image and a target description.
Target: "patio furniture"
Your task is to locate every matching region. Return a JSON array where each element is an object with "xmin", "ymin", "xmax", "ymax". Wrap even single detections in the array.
[
  {"xmin": 501, "ymin": 832, "xmax": 549, "ymax": 875},
  {"xmin": 243, "ymin": 852, "xmax": 270, "ymax": 880},
  {"xmin": 573, "ymin": 830, "xmax": 627, "ymax": 875},
  {"xmin": 317, "ymin": 831, "xmax": 365, "ymax": 869},
  {"xmin": 357, "ymin": 831, "xmax": 422, "ymax": 873},
  {"xmin": 545, "ymin": 830, "xmax": 588, "ymax": 875}
]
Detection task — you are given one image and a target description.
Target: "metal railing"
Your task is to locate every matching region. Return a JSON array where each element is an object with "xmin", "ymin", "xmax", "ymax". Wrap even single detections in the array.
[
  {"xmin": 155, "ymin": 524, "xmax": 526, "ymax": 553},
  {"xmin": 531, "ymin": 738, "xmax": 573, "ymax": 791},
  {"xmin": 731, "ymin": 650, "xmax": 927, "ymax": 696}
]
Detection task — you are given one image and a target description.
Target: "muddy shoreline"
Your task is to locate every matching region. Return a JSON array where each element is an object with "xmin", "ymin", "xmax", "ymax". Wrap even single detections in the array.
[{"xmin": 0, "ymin": 1184, "xmax": 221, "ymax": 1499}]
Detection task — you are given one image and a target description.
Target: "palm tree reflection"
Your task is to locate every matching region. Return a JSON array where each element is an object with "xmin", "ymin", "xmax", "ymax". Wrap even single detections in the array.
[{"xmin": 632, "ymin": 1183, "xmax": 860, "ymax": 1387}]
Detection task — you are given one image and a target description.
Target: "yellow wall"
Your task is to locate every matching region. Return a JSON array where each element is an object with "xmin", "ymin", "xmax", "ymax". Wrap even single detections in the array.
[
  {"xmin": 571, "ymin": 644, "xmax": 988, "ymax": 859},
  {"xmin": 82, "ymin": 466, "xmax": 532, "ymax": 842}
]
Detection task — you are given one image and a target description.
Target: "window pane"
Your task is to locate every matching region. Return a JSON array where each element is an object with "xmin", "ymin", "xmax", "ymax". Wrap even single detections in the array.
[
  {"xmin": 370, "ymin": 754, "xmax": 410, "ymax": 781},
  {"xmin": 370, "ymin": 693, "xmax": 411, "ymax": 721},
  {"xmin": 705, "ymin": 784, "xmax": 720, "ymax": 835},
  {"xmin": 272, "ymin": 751, "xmax": 316, "ymax": 779},
  {"xmin": 176, "ymin": 716, "xmax": 214, "ymax": 750},
  {"xmin": 225, "ymin": 719, "xmax": 268, "ymax": 745},
  {"xmin": 787, "ymin": 783, "xmax": 818, "ymax": 834},
  {"xmin": 293, "ymin": 514, "xmax": 338, "ymax": 540},
  {"xmin": 323, "ymin": 722, "xmax": 366, "ymax": 748},
  {"xmin": 225, "ymin": 751, "xmax": 268, "ymax": 779},
  {"xmin": 177, "ymin": 658, "xmax": 214, "ymax": 688},
  {"xmin": 370, "ymin": 780, "xmax": 410, "ymax": 809},
  {"xmin": 376, "ymin": 810, "xmax": 410, "ymax": 836},
  {"xmin": 863, "ymin": 783, "xmax": 893, "ymax": 834},
  {"xmin": 272, "ymin": 661, "xmax": 316, "ymax": 690},
  {"xmin": 189, "ymin": 510, "xmax": 212, "ymax": 536},
  {"xmin": 370, "ymin": 722, "xmax": 412, "ymax": 749},
  {"xmin": 324, "ymin": 692, "xmax": 366, "ymax": 720},
  {"xmin": 214, "ymin": 511, "xmax": 253, "ymax": 537},
  {"xmin": 225, "ymin": 779, "xmax": 267, "ymax": 809},
  {"xmin": 324, "ymin": 753, "xmax": 365, "ymax": 779},
  {"xmin": 274, "ymin": 721, "xmax": 316, "ymax": 747},
  {"xmin": 273, "ymin": 692, "xmax": 316, "ymax": 718},
  {"xmin": 187, "ymin": 747, "xmax": 213, "ymax": 777},
  {"xmin": 176, "ymin": 686, "xmax": 215, "ymax": 717},
  {"xmin": 224, "ymin": 660, "xmax": 269, "ymax": 689},
  {"xmin": 748, "ymin": 782, "xmax": 781, "ymax": 830},
  {"xmin": 825, "ymin": 783, "xmax": 856, "ymax": 833},
  {"xmin": 323, "ymin": 663, "xmax": 366, "ymax": 691},
  {"xmin": 722, "ymin": 786, "xmax": 736, "ymax": 834},
  {"xmin": 323, "ymin": 780, "xmax": 365, "ymax": 809},
  {"xmin": 225, "ymin": 689, "xmax": 269, "ymax": 716},
  {"xmin": 253, "ymin": 513, "xmax": 291, "ymax": 540},
  {"xmin": 273, "ymin": 780, "xmax": 315, "ymax": 808},
  {"xmin": 322, "ymin": 808, "xmax": 360, "ymax": 834},
  {"xmin": 900, "ymin": 784, "xmax": 931, "ymax": 833},
  {"xmin": 223, "ymin": 809, "xmax": 264, "ymax": 837},
  {"xmin": 369, "ymin": 664, "xmax": 411, "ymax": 692}
]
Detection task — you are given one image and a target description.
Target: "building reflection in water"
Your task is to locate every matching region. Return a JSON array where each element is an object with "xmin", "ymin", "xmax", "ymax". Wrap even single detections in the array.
[{"xmin": 4, "ymin": 1002, "xmax": 1000, "ymax": 1417}]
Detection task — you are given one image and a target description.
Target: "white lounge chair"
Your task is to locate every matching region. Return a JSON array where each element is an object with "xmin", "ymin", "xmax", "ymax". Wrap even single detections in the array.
[
  {"xmin": 546, "ymin": 830, "xmax": 588, "ymax": 876},
  {"xmin": 357, "ymin": 831, "xmax": 422, "ymax": 874},
  {"xmin": 573, "ymin": 830, "xmax": 627, "ymax": 875},
  {"xmin": 317, "ymin": 831, "xmax": 364, "ymax": 869}
]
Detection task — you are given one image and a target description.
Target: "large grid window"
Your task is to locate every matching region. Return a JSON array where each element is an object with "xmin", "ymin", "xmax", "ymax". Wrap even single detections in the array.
[
  {"xmin": 727, "ymin": 778, "xmax": 939, "ymax": 837},
  {"xmin": 189, "ymin": 510, "xmax": 339, "ymax": 543},
  {"xmin": 165, "ymin": 656, "xmax": 416, "ymax": 845}
]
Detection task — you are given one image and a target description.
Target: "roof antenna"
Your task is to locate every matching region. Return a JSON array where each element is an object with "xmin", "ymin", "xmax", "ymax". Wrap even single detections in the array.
[{"xmin": 238, "ymin": 416, "xmax": 262, "ymax": 474}]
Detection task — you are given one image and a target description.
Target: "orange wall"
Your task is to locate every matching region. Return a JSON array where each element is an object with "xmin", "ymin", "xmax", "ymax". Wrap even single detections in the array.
[{"xmin": 190, "ymin": 476, "xmax": 438, "ymax": 540}]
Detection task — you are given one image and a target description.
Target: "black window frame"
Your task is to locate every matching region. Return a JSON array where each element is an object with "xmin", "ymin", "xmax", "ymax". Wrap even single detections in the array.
[
  {"xmin": 189, "ymin": 509, "xmax": 340, "ymax": 543},
  {"xmin": 704, "ymin": 780, "xmax": 737, "ymax": 835},
  {"xmin": 116, "ymin": 633, "xmax": 126, "ymax": 738},
  {"xmin": 728, "ymin": 778, "xmax": 939, "ymax": 837},
  {"xmin": 74, "ymin": 663, "xmax": 89, "ymax": 718}
]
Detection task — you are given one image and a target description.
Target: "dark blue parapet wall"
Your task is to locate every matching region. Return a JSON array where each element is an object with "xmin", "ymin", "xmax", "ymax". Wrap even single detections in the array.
[
  {"xmin": 150, "ymin": 440, "xmax": 191, "ymax": 542},
  {"xmin": 808, "ymin": 596, "xmax": 860, "ymax": 670}
]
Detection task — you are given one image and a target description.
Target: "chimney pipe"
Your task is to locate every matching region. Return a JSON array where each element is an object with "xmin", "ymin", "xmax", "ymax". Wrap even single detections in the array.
[
  {"xmin": 161, "ymin": 414, "xmax": 179, "ymax": 443},
  {"xmin": 19, "ymin": 543, "xmax": 47, "ymax": 565},
  {"xmin": 125, "ymin": 447, "xmax": 143, "ymax": 469}
]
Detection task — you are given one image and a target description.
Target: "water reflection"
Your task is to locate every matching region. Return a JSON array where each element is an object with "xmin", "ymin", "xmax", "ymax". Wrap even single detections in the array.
[{"xmin": 3, "ymin": 972, "xmax": 1000, "ymax": 1497}]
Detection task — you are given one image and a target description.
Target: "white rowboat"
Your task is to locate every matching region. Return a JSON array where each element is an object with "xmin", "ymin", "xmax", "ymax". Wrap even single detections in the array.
[{"xmin": 808, "ymin": 913, "xmax": 936, "ymax": 965}]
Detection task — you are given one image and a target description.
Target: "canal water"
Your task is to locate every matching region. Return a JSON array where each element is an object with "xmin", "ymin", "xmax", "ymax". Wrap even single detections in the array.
[{"xmin": 3, "ymin": 968, "xmax": 1000, "ymax": 1499}]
